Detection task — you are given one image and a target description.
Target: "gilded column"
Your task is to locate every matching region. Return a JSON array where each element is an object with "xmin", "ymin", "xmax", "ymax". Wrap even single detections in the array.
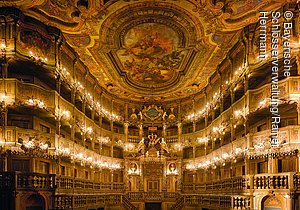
[
  {"xmin": 139, "ymin": 122, "xmax": 143, "ymax": 140},
  {"xmin": 124, "ymin": 103, "xmax": 129, "ymax": 143},
  {"xmin": 124, "ymin": 122, "xmax": 129, "ymax": 143},
  {"xmin": 177, "ymin": 102, "xmax": 182, "ymax": 142},
  {"xmin": 163, "ymin": 123, "xmax": 167, "ymax": 140},
  {"xmin": 99, "ymin": 92, "xmax": 103, "ymax": 155},
  {"xmin": 110, "ymin": 99, "xmax": 114, "ymax": 157}
]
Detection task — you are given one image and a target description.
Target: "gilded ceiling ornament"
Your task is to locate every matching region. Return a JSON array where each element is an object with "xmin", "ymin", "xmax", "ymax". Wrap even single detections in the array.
[{"xmin": 2, "ymin": 0, "xmax": 287, "ymax": 102}]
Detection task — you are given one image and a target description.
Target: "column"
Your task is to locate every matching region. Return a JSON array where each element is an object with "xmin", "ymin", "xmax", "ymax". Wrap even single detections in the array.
[
  {"xmin": 139, "ymin": 122, "xmax": 143, "ymax": 140},
  {"xmin": 177, "ymin": 122, "xmax": 182, "ymax": 143},
  {"xmin": 110, "ymin": 99, "xmax": 114, "ymax": 157},
  {"xmin": 163, "ymin": 123, "xmax": 167, "ymax": 140},
  {"xmin": 91, "ymin": 86, "xmax": 96, "ymax": 121},
  {"xmin": 177, "ymin": 102, "xmax": 182, "ymax": 142},
  {"xmin": 99, "ymin": 92, "xmax": 103, "ymax": 155},
  {"xmin": 124, "ymin": 103, "xmax": 129, "ymax": 142},
  {"xmin": 124, "ymin": 122, "xmax": 129, "ymax": 143}
]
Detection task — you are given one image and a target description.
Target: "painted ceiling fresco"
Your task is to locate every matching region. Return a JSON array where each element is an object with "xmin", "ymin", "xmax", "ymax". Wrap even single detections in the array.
[
  {"xmin": 117, "ymin": 23, "xmax": 185, "ymax": 85},
  {"xmin": 1, "ymin": 0, "xmax": 291, "ymax": 102}
]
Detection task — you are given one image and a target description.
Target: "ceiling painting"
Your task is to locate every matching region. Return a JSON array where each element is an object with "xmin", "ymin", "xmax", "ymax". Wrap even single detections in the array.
[
  {"xmin": 117, "ymin": 23, "xmax": 186, "ymax": 85},
  {"xmin": 0, "ymin": 0, "xmax": 290, "ymax": 102}
]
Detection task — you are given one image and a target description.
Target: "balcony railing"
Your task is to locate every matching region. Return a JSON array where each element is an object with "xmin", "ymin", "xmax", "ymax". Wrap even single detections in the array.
[
  {"xmin": 0, "ymin": 171, "xmax": 56, "ymax": 191},
  {"xmin": 182, "ymin": 172, "xmax": 297, "ymax": 194},
  {"xmin": 171, "ymin": 194, "xmax": 251, "ymax": 210},
  {"xmin": 253, "ymin": 172, "xmax": 292, "ymax": 190},
  {"xmin": 56, "ymin": 175, "xmax": 125, "ymax": 193},
  {"xmin": 127, "ymin": 191, "xmax": 179, "ymax": 202},
  {"xmin": 232, "ymin": 195, "xmax": 251, "ymax": 209},
  {"xmin": 293, "ymin": 173, "xmax": 300, "ymax": 190},
  {"xmin": 0, "ymin": 172, "xmax": 125, "ymax": 194},
  {"xmin": 54, "ymin": 194, "xmax": 123, "ymax": 209},
  {"xmin": 182, "ymin": 176, "xmax": 250, "ymax": 193},
  {"xmin": 183, "ymin": 194, "xmax": 231, "ymax": 209}
]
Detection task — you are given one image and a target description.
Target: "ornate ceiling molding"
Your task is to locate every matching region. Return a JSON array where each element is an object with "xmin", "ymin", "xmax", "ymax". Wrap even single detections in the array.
[
  {"xmin": 88, "ymin": 1, "xmax": 215, "ymax": 102},
  {"xmin": 0, "ymin": 0, "xmax": 294, "ymax": 103}
]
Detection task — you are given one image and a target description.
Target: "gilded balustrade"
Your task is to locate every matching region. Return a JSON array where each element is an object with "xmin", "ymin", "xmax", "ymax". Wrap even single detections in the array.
[
  {"xmin": 232, "ymin": 196, "xmax": 251, "ymax": 209},
  {"xmin": 0, "ymin": 172, "xmax": 126, "ymax": 194},
  {"xmin": 182, "ymin": 176, "xmax": 250, "ymax": 193},
  {"xmin": 172, "ymin": 194, "xmax": 251, "ymax": 210},
  {"xmin": 293, "ymin": 173, "xmax": 300, "ymax": 190},
  {"xmin": 56, "ymin": 175, "xmax": 125, "ymax": 194},
  {"xmin": 0, "ymin": 172, "xmax": 56, "ymax": 191},
  {"xmin": 253, "ymin": 172, "xmax": 293, "ymax": 190},
  {"xmin": 183, "ymin": 194, "xmax": 231, "ymax": 209},
  {"xmin": 127, "ymin": 192, "xmax": 179, "ymax": 202},
  {"xmin": 182, "ymin": 172, "xmax": 296, "ymax": 194},
  {"xmin": 54, "ymin": 195, "xmax": 73, "ymax": 209}
]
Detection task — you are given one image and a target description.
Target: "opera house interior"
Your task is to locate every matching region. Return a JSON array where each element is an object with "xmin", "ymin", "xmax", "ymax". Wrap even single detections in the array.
[{"xmin": 1, "ymin": 0, "xmax": 300, "ymax": 210}]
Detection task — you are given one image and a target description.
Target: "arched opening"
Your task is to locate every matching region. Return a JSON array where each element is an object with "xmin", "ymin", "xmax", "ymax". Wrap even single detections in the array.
[
  {"xmin": 262, "ymin": 195, "xmax": 282, "ymax": 210},
  {"xmin": 25, "ymin": 194, "xmax": 45, "ymax": 210}
]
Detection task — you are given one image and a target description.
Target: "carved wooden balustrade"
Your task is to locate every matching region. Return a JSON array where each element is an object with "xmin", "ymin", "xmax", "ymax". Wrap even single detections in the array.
[
  {"xmin": 0, "ymin": 172, "xmax": 56, "ymax": 191},
  {"xmin": 182, "ymin": 173, "xmax": 296, "ymax": 193},
  {"xmin": 293, "ymin": 173, "xmax": 300, "ymax": 191},
  {"xmin": 0, "ymin": 172, "xmax": 125, "ymax": 194},
  {"xmin": 232, "ymin": 196, "xmax": 251, "ymax": 209},
  {"xmin": 127, "ymin": 191, "xmax": 179, "ymax": 202},
  {"xmin": 54, "ymin": 194, "xmax": 124, "ymax": 209},
  {"xmin": 56, "ymin": 175, "xmax": 125, "ymax": 193},
  {"xmin": 171, "ymin": 194, "xmax": 232, "ymax": 210},
  {"xmin": 182, "ymin": 176, "xmax": 250, "ymax": 193},
  {"xmin": 171, "ymin": 194, "xmax": 251, "ymax": 210},
  {"xmin": 253, "ymin": 173, "xmax": 293, "ymax": 190}
]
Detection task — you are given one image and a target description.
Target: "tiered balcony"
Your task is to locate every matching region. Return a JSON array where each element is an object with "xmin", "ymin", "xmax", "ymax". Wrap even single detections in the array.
[
  {"xmin": 0, "ymin": 75, "xmax": 299, "ymax": 156},
  {"xmin": 182, "ymin": 172, "xmax": 297, "ymax": 193},
  {"xmin": 0, "ymin": 172, "xmax": 125, "ymax": 194},
  {"xmin": 0, "ymin": 172, "xmax": 56, "ymax": 191},
  {"xmin": 171, "ymin": 194, "xmax": 232, "ymax": 210},
  {"xmin": 181, "ymin": 75, "xmax": 300, "ymax": 144},
  {"xmin": 56, "ymin": 175, "xmax": 125, "ymax": 194},
  {"xmin": 182, "ymin": 176, "xmax": 250, "ymax": 193},
  {"xmin": 175, "ymin": 173, "xmax": 298, "ymax": 209}
]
